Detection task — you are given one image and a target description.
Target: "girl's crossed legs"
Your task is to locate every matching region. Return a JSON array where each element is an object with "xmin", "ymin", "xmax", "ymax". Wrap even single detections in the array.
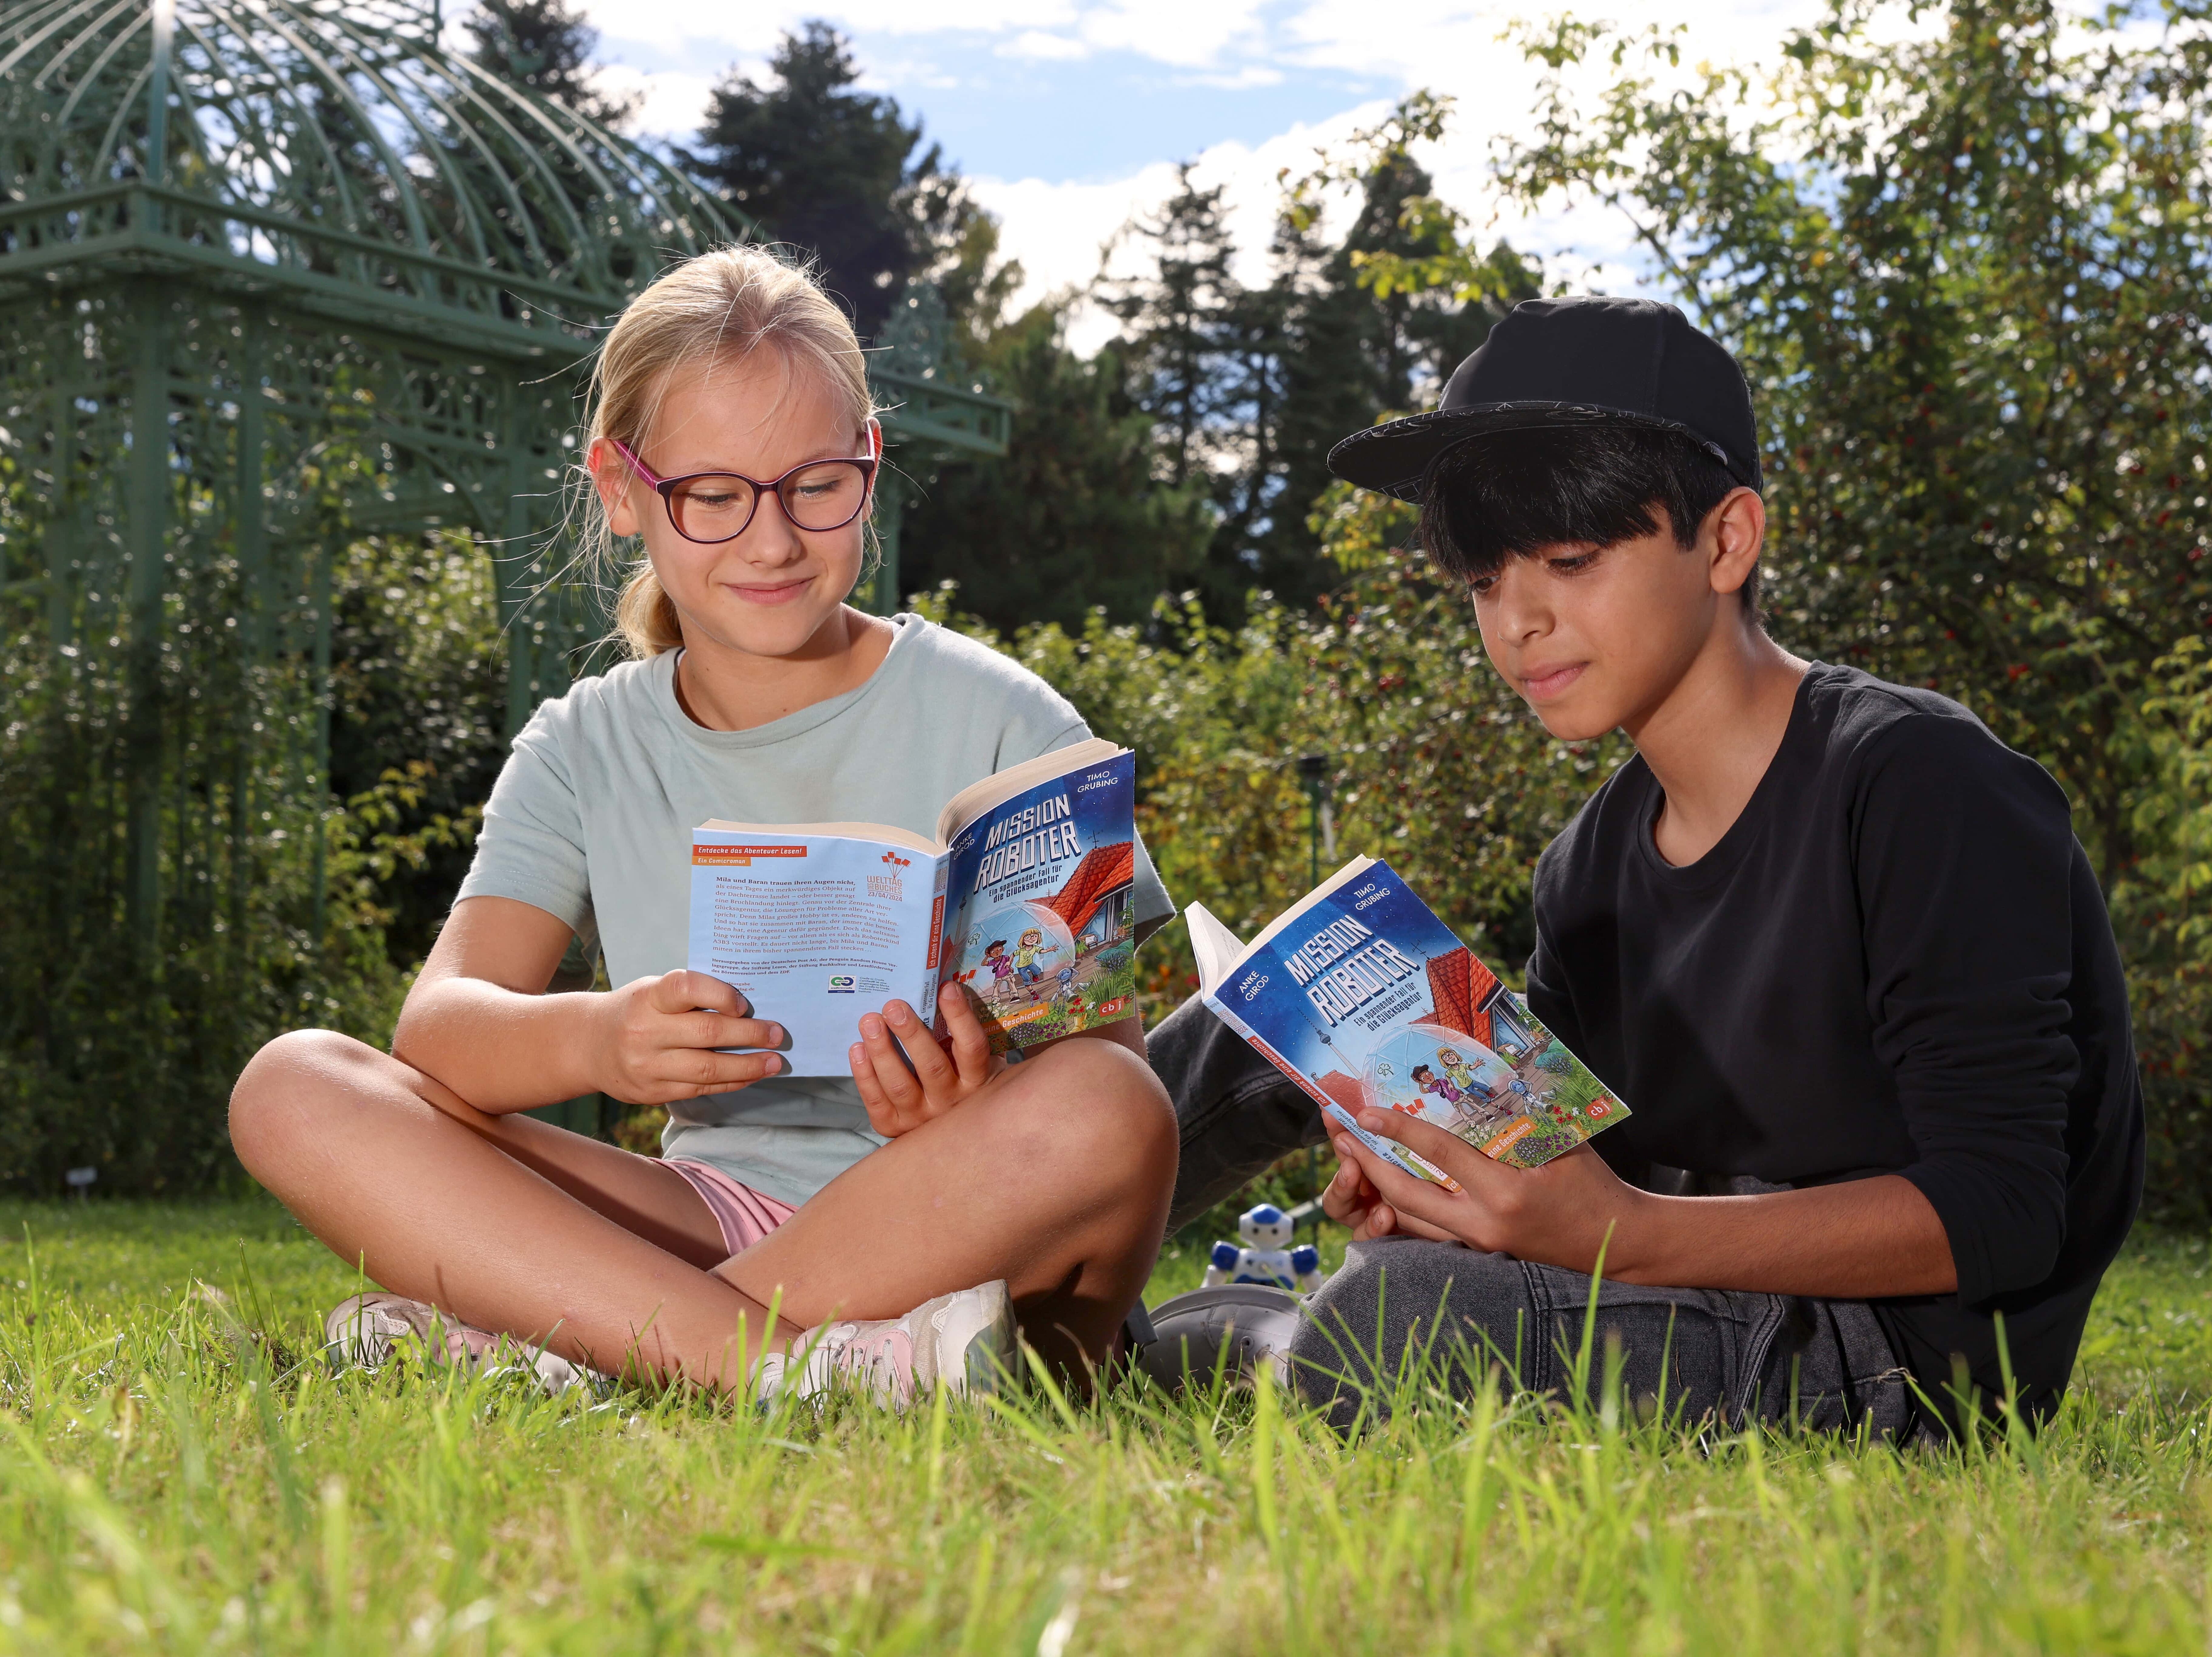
[{"xmin": 229, "ymin": 1028, "xmax": 1176, "ymax": 1389}]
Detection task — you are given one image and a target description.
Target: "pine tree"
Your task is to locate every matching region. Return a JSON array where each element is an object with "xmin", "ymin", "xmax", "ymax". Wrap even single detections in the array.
[
  {"xmin": 1100, "ymin": 166, "xmax": 1243, "ymax": 491},
  {"xmin": 1254, "ymin": 102, "xmax": 1539, "ymax": 604},
  {"xmin": 689, "ymin": 24, "xmax": 944, "ymax": 340},
  {"xmin": 462, "ymin": 0, "xmax": 638, "ymax": 128},
  {"xmin": 896, "ymin": 301, "xmax": 1212, "ymax": 632}
]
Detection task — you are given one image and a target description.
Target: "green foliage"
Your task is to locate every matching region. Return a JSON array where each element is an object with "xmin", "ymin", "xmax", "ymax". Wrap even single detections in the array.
[
  {"xmin": 921, "ymin": 481, "xmax": 1626, "ymax": 1019},
  {"xmin": 3, "ymin": 1199, "xmax": 2212, "ymax": 1648},
  {"xmin": 2114, "ymin": 639, "xmax": 2212, "ymax": 1214},
  {"xmin": 1089, "ymin": 104, "xmax": 1540, "ymax": 619},
  {"xmin": 1485, "ymin": 0, "xmax": 2212, "ymax": 890},
  {"xmin": 896, "ymin": 304, "xmax": 1215, "ymax": 633}
]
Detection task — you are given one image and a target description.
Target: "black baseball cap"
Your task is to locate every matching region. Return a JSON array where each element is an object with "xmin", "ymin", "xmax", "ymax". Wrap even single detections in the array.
[{"xmin": 1326, "ymin": 296, "xmax": 1762, "ymax": 501}]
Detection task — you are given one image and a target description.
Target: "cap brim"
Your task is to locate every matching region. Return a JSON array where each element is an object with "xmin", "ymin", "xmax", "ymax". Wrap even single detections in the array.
[{"xmin": 1326, "ymin": 401, "xmax": 1746, "ymax": 501}]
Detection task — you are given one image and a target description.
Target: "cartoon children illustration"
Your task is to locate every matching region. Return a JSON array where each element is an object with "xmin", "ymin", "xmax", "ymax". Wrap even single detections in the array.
[
  {"xmin": 981, "ymin": 939, "xmax": 1015, "ymax": 1003},
  {"xmin": 1437, "ymin": 1047, "xmax": 1480, "ymax": 1097},
  {"xmin": 1411, "ymin": 1063, "xmax": 1464, "ymax": 1109},
  {"xmin": 1013, "ymin": 928, "xmax": 1057, "ymax": 999}
]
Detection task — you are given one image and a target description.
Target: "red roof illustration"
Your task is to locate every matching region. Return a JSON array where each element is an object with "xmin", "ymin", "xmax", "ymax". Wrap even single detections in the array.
[
  {"xmin": 1046, "ymin": 841, "xmax": 1135, "ymax": 935},
  {"xmin": 1313, "ymin": 1071, "xmax": 1368, "ymax": 1115},
  {"xmin": 1416, "ymin": 947, "xmax": 1499, "ymax": 1050}
]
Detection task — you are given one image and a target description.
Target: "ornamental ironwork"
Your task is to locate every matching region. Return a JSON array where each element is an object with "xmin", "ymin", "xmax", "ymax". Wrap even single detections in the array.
[{"xmin": 0, "ymin": 0, "xmax": 1008, "ymax": 1178}]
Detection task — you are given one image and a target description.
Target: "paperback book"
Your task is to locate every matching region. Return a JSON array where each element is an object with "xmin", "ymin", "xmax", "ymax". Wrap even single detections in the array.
[
  {"xmin": 686, "ymin": 739, "xmax": 1142, "ymax": 1074},
  {"xmin": 1186, "ymin": 857, "xmax": 1628, "ymax": 1184}
]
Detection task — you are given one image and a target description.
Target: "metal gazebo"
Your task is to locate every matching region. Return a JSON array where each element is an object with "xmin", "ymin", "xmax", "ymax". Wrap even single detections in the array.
[{"xmin": 0, "ymin": 0, "xmax": 1008, "ymax": 962}]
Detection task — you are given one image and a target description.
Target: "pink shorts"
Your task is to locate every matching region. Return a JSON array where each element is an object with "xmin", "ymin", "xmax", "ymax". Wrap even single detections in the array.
[{"xmin": 664, "ymin": 1160, "xmax": 799, "ymax": 1256}]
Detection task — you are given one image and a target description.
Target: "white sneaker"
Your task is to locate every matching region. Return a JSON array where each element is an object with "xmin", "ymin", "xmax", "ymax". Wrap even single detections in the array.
[
  {"xmin": 324, "ymin": 1292, "xmax": 586, "ymax": 1396},
  {"xmin": 754, "ymin": 1279, "xmax": 1017, "ymax": 1410}
]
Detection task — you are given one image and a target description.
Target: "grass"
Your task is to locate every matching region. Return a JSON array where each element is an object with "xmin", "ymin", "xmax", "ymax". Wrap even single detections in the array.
[{"xmin": 1, "ymin": 1195, "xmax": 2209, "ymax": 1653}]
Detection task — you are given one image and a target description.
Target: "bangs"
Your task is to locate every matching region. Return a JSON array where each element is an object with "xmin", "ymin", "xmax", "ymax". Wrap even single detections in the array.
[{"xmin": 1417, "ymin": 424, "xmax": 1739, "ymax": 585}]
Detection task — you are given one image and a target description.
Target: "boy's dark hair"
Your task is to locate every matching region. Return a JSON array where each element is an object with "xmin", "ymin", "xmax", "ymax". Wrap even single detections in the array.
[{"xmin": 1417, "ymin": 424, "xmax": 1757, "ymax": 621}]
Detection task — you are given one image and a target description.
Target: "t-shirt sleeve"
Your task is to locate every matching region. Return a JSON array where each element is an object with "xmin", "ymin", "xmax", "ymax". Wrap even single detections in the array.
[
  {"xmin": 1855, "ymin": 714, "xmax": 2079, "ymax": 1306},
  {"xmin": 453, "ymin": 714, "xmax": 596, "ymax": 944}
]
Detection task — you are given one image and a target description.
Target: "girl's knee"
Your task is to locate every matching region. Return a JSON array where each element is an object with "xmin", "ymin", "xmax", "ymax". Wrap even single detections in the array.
[
  {"xmin": 229, "ymin": 1028, "xmax": 390, "ymax": 1163},
  {"xmin": 1011, "ymin": 1036, "xmax": 1176, "ymax": 1184}
]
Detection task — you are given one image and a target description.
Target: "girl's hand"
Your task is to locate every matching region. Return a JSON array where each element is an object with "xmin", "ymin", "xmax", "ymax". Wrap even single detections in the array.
[
  {"xmin": 849, "ymin": 982, "xmax": 1003, "ymax": 1138},
  {"xmin": 1329, "ymin": 1108, "xmax": 1645, "ymax": 1270},
  {"xmin": 591, "ymin": 970, "xmax": 786, "ymax": 1104}
]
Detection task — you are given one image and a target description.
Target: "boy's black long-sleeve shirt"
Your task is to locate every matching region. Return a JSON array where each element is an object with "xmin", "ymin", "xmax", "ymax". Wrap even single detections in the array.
[{"xmin": 1526, "ymin": 664, "xmax": 2143, "ymax": 1427}]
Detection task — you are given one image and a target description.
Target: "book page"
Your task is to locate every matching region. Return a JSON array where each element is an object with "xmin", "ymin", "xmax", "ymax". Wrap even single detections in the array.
[
  {"xmin": 936, "ymin": 749, "xmax": 1141, "ymax": 1054},
  {"xmin": 699, "ymin": 818, "xmax": 940, "ymax": 857},
  {"xmin": 1202, "ymin": 859, "xmax": 1629, "ymax": 1174},
  {"xmin": 686, "ymin": 829, "xmax": 947, "ymax": 1076},
  {"xmin": 1185, "ymin": 902, "xmax": 1247, "ymax": 999},
  {"xmin": 933, "ymin": 738, "xmax": 1125, "ymax": 848}
]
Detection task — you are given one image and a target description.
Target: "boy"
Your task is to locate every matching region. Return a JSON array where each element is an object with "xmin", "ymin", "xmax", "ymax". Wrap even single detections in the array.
[{"xmin": 1152, "ymin": 296, "xmax": 2142, "ymax": 1436}]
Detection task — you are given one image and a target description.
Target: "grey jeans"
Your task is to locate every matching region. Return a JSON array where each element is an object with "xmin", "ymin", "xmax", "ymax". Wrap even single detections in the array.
[{"xmin": 1150, "ymin": 992, "xmax": 1924, "ymax": 1438}]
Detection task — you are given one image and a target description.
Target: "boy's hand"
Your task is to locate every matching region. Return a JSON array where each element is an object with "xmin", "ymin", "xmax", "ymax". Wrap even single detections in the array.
[
  {"xmin": 1326, "ymin": 1108, "xmax": 1647, "ymax": 1271},
  {"xmin": 849, "ymin": 983, "xmax": 1004, "ymax": 1138},
  {"xmin": 591, "ymin": 970, "xmax": 786, "ymax": 1104},
  {"xmin": 1321, "ymin": 1136, "xmax": 1464, "ymax": 1244}
]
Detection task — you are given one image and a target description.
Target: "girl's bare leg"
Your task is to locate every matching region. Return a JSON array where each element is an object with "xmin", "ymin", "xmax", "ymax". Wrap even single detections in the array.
[
  {"xmin": 230, "ymin": 1030, "xmax": 797, "ymax": 1389},
  {"xmin": 230, "ymin": 1027, "xmax": 1176, "ymax": 1386},
  {"xmin": 719, "ymin": 1036, "xmax": 1176, "ymax": 1374}
]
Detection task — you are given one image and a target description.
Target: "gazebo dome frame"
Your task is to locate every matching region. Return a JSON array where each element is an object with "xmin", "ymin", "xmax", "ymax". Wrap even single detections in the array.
[
  {"xmin": 0, "ymin": 0, "xmax": 1013, "ymax": 951},
  {"xmin": 0, "ymin": 0, "xmax": 1008, "ymax": 981}
]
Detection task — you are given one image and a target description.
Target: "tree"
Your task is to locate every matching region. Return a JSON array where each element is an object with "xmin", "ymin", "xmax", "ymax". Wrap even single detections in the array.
[
  {"xmin": 1258, "ymin": 99, "xmax": 1538, "ymax": 605},
  {"xmin": 690, "ymin": 23, "xmax": 954, "ymax": 340},
  {"xmin": 895, "ymin": 300, "xmax": 1213, "ymax": 632},
  {"xmin": 461, "ymin": 0, "xmax": 638, "ymax": 128},
  {"xmin": 1466, "ymin": 0, "xmax": 2212, "ymax": 891},
  {"xmin": 1095, "ymin": 108, "xmax": 1539, "ymax": 622}
]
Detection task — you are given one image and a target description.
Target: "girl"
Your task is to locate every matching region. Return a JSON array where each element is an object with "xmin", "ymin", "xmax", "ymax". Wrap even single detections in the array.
[{"xmin": 229, "ymin": 246, "xmax": 1179, "ymax": 1403}]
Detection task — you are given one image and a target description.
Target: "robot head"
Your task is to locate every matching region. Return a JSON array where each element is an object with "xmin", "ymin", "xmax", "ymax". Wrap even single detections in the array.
[{"xmin": 1239, "ymin": 1203, "xmax": 1293, "ymax": 1250}]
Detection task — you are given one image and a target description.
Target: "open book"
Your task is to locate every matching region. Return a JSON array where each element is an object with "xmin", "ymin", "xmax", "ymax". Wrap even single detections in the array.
[
  {"xmin": 687, "ymin": 739, "xmax": 1142, "ymax": 1075},
  {"xmin": 1187, "ymin": 857, "xmax": 1628, "ymax": 1184}
]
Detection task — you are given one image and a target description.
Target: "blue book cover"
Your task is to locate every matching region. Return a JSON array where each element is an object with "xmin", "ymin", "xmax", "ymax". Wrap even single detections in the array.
[
  {"xmin": 1188, "ymin": 857, "xmax": 1628, "ymax": 1181},
  {"xmin": 936, "ymin": 749, "xmax": 1141, "ymax": 1054}
]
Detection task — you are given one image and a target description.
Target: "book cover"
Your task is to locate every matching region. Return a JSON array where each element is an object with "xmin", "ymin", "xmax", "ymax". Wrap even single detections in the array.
[
  {"xmin": 1202, "ymin": 860, "xmax": 1627, "ymax": 1179},
  {"xmin": 938, "ymin": 750, "xmax": 1141, "ymax": 1053}
]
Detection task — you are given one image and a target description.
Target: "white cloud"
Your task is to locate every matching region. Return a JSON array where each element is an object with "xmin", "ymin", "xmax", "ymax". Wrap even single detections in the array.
[
  {"xmin": 998, "ymin": 31, "xmax": 1092, "ymax": 59},
  {"xmin": 590, "ymin": 65, "xmax": 720, "ymax": 137}
]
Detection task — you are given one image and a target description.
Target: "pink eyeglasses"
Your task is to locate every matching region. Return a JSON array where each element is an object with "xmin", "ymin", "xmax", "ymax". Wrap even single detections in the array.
[{"xmin": 607, "ymin": 436, "xmax": 878, "ymax": 544}]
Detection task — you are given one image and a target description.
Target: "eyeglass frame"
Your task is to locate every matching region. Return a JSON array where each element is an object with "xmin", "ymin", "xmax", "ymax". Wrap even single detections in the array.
[{"xmin": 604, "ymin": 433, "xmax": 880, "ymax": 545}]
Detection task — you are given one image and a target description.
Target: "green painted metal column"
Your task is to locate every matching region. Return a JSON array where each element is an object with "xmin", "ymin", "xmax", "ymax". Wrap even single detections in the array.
[
  {"xmin": 867, "ymin": 468, "xmax": 906, "ymax": 615},
  {"xmin": 124, "ymin": 280, "xmax": 169, "ymax": 953},
  {"xmin": 501, "ymin": 388, "xmax": 537, "ymax": 737},
  {"xmin": 231, "ymin": 309, "xmax": 268, "ymax": 944}
]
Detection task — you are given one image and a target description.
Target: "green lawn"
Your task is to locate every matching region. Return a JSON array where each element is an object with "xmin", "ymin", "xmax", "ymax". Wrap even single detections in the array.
[{"xmin": 1, "ymin": 1196, "xmax": 2208, "ymax": 1653}]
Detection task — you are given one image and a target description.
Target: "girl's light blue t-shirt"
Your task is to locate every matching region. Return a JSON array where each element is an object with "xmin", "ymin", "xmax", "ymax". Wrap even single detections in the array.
[{"xmin": 454, "ymin": 614, "xmax": 1176, "ymax": 1207}]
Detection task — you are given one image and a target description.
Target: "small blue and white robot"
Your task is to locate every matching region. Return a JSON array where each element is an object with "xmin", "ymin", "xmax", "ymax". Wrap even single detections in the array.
[{"xmin": 1203, "ymin": 1203, "xmax": 1324, "ymax": 1294}]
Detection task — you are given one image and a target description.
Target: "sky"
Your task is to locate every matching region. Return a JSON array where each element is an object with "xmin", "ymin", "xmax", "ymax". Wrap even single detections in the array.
[{"xmin": 563, "ymin": 0, "xmax": 1834, "ymax": 351}]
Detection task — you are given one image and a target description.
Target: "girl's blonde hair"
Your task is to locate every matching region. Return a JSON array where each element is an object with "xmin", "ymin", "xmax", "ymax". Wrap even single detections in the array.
[{"xmin": 578, "ymin": 245, "xmax": 880, "ymax": 657}]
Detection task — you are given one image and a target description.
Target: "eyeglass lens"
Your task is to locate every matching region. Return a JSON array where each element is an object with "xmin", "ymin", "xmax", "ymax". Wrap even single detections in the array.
[{"xmin": 666, "ymin": 461, "xmax": 870, "ymax": 542}]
